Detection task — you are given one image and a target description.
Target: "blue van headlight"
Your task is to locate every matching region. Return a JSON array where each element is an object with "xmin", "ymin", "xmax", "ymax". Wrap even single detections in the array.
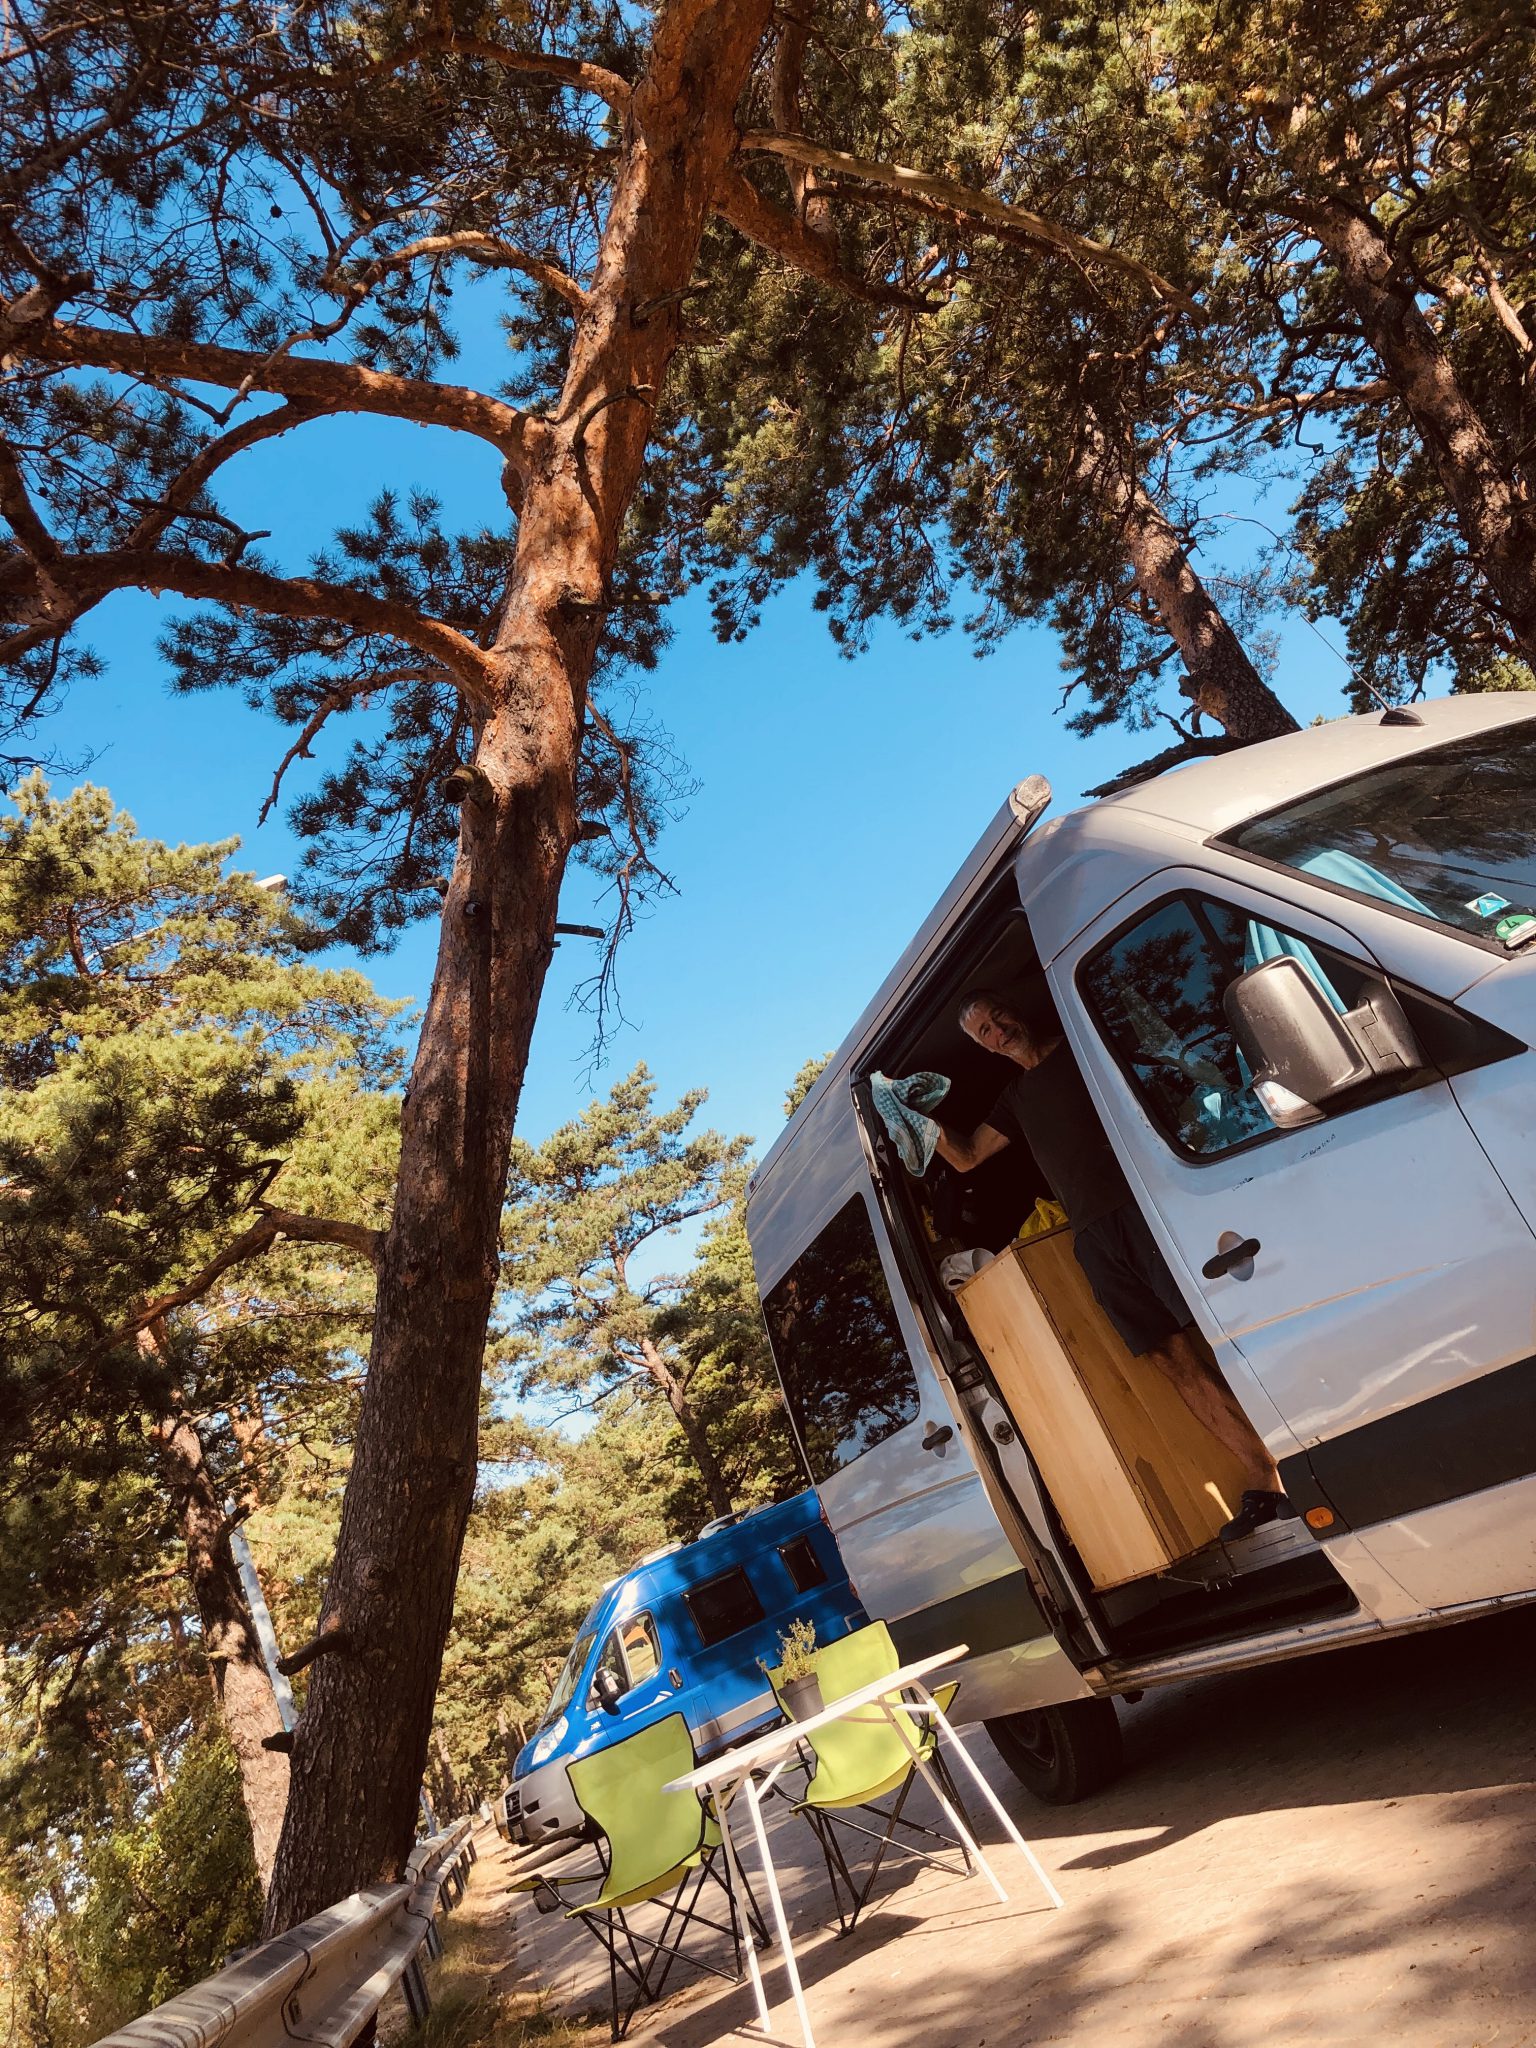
[{"xmin": 528, "ymin": 1715, "xmax": 568, "ymax": 1768}]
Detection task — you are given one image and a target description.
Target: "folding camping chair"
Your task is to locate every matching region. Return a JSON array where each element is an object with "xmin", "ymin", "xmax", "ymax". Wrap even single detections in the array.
[
  {"xmin": 549, "ymin": 1714, "xmax": 765, "ymax": 2040},
  {"xmin": 775, "ymin": 1620, "xmax": 975, "ymax": 1938}
]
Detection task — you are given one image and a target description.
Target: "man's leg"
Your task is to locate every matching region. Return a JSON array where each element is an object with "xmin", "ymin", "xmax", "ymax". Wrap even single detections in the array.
[{"xmin": 1143, "ymin": 1327, "xmax": 1280, "ymax": 1494}]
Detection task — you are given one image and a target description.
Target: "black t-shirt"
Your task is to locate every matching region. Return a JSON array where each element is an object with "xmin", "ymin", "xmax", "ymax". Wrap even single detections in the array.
[{"xmin": 984, "ymin": 1041, "xmax": 1130, "ymax": 1232}]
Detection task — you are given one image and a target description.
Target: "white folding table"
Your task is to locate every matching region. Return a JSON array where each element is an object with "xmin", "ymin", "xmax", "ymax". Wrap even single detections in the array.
[{"xmin": 664, "ymin": 1644, "xmax": 1063, "ymax": 2048}]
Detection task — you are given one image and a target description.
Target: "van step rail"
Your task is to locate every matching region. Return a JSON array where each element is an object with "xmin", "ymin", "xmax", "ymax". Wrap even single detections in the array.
[{"xmin": 87, "ymin": 1819, "xmax": 476, "ymax": 2048}]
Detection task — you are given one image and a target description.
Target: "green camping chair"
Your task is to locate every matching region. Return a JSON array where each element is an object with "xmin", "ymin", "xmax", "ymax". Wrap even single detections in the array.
[
  {"xmin": 774, "ymin": 1620, "xmax": 975, "ymax": 1938},
  {"xmin": 557, "ymin": 1714, "xmax": 765, "ymax": 2040}
]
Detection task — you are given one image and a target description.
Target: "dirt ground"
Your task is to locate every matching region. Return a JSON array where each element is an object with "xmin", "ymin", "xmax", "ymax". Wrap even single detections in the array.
[{"xmin": 473, "ymin": 1603, "xmax": 1536, "ymax": 2048}]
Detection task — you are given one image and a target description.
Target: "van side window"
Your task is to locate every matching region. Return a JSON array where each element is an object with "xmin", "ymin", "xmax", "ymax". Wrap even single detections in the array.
[
  {"xmin": 778, "ymin": 1534, "xmax": 829, "ymax": 1594},
  {"xmin": 592, "ymin": 1632, "xmax": 626, "ymax": 1702},
  {"xmin": 684, "ymin": 1567, "xmax": 767, "ymax": 1648},
  {"xmin": 1080, "ymin": 895, "xmax": 1372, "ymax": 1158},
  {"xmin": 762, "ymin": 1195, "xmax": 921, "ymax": 1479},
  {"xmin": 619, "ymin": 1613, "xmax": 661, "ymax": 1684}
]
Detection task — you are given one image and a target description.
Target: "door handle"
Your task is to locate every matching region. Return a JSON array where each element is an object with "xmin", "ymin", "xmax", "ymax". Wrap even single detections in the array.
[
  {"xmin": 1202, "ymin": 1236, "xmax": 1261, "ymax": 1279},
  {"xmin": 921, "ymin": 1422, "xmax": 954, "ymax": 1451}
]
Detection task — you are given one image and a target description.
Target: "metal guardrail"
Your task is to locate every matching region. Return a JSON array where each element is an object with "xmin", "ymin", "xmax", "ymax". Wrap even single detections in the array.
[{"xmin": 90, "ymin": 1819, "xmax": 478, "ymax": 2048}]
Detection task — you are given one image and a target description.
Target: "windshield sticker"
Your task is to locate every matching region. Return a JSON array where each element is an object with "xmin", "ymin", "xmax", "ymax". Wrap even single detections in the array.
[
  {"xmin": 1494, "ymin": 912, "xmax": 1536, "ymax": 947},
  {"xmin": 1467, "ymin": 892, "xmax": 1512, "ymax": 918}
]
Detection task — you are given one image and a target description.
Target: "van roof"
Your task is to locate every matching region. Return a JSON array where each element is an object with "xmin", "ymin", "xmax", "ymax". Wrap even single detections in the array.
[
  {"xmin": 587, "ymin": 1489, "xmax": 823, "ymax": 1631},
  {"xmin": 753, "ymin": 692, "xmax": 1536, "ymax": 1195}
]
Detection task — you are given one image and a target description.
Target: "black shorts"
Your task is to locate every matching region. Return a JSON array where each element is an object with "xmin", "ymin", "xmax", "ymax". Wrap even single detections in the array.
[{"xmin": 1072, "ymin": 1204, "xmax": 1191, "ymax": 1357}]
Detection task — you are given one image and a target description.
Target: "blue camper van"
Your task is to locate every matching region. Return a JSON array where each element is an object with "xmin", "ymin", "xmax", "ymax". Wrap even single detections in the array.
[{"xmin": 509, "ymin": 1492, "xmax": 865, "ymax": 1844}]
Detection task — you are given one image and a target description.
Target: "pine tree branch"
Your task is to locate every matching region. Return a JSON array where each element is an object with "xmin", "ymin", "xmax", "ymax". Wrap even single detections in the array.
[
  {"xmin": 258, "ymin": 667, "xmax": 434, "ymax": 825},
  {"xmin": 736, "ymin": 133, "xmax": 1195, "ymax": 308},
  {"xmin": 276, "ymin": 1622, "xmax": 354, "ymax": 1676},
  {"xmin": 121, "ymin": 1206, "xmax": 383, "ymax": 1339},
  {"xmin": 9, "ymin": 1206, "xmax": 384, "ymax": 1442},
  {"xmin": 14, "ymin": 318, "xmax": 536, "ymax": 462},
  {"xmin": 712, "ymin": 165, "xmax": 938, "ymax": 309},
  {"xmin": 0, "ymin": 546, "xmax": 495, "ymax": 704},
  {"xmin": 121, "ymin": 398, "xmax": 323, "ymax": 553},
  {"xmin": 360, "ymin": 233, "xmax": 588, "ymax": 311},
  {"xmin": 1222, "ymin": 379, "xmax": 1394, "ymax": 423},
  {"xmin": 0, "ymin": 436, "xmax": 61, "ymax": 560},
  {"xmin": 427, "ymin": 33, "xmax": 633, "ymax": 117}
]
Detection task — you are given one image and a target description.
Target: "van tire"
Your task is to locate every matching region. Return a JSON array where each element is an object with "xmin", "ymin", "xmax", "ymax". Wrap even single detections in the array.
[{"xmin": 984, "ymin": 1698, "xmax": 1123, "ymax": 1804}]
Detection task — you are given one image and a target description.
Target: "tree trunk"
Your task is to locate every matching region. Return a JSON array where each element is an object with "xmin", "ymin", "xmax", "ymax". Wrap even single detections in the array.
[
  {"xmin": 1303, "ymin": 197, "xmax": 1536, "ymax": 661},
  {"xmin": 132, "ymin": 1679, "xmax": 170, "ymax": 1801},
  {"xmin": 1081, "ymin": 422, "xmax": 1299, "ymax": 741},
  {"xmin": 640, "ymin": 1335, "xmax": 734, "ymax": 1518},
  {"xmin": 146, "ymin": 1404, "xmax": 289, "ymax": 1889},
  {"xmin": 431, "ymin": 1731, "xmax": 459, "ymax": 1817},
  {"xmin": 262, "ymin": 0, "xmax": 775, "ymax": 1933}
]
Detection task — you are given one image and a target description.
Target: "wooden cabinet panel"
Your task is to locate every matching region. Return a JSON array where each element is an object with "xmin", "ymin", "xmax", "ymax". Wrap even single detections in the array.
[{"xmin": 957, "ymin": 1230, "xmax": 1247, "ymax": 1590}]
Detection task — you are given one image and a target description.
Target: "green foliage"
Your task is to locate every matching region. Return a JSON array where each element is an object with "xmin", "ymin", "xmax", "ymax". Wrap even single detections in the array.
[
  {"xmin": 0, "ymin": 781, "xmax": 399, "ymax": 2017},
  {"xmin": 784, "ymin": 1054, "xmax": 832, "ymax": 1120},
  {"xmin": 72, "ymin": 1729, "xmax": 263, "ymax": 2029},
  {"xmin": 774, "ymin": 1615, "xmax": 820, "ymax": 1682},
  {"xmin": 501, "ymin": 1066, "xmax": 753, "ymax": 1459}
]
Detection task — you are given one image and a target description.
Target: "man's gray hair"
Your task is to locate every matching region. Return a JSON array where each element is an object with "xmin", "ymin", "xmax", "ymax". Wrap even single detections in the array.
[{"xmin": 957, "ymin": 988, "xmax": 1016, "ymax": 1030}]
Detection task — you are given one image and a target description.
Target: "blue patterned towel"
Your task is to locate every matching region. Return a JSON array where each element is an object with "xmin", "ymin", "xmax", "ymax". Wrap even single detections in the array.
[{"xmin": 870, "ymin": 1071, "xmax": 951, "ymax": 1176}]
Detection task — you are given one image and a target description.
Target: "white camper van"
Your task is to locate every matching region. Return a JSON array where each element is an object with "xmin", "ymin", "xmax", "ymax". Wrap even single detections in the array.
[{"xmin": 745, "ymin": 694, "xmax": 1536, "ymax": 1802}]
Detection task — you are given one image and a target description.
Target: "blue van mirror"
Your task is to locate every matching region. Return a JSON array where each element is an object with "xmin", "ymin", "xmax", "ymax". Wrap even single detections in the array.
[{"xmin": 593, "ymin": 1666, "xmax": 624, "ymax": 1714}]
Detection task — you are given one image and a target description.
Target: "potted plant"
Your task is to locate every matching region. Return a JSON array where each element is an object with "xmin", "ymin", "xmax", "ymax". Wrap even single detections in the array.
[{"xmin": 774, "ymin": 1617, "xmax": 824, "ymax": 1722}]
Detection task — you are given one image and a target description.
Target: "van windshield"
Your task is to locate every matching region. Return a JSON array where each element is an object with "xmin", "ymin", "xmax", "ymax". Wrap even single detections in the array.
[
  {"xmin": 1223, "ymin": 719, "xmax": 1536, "ymax": 947},
  {"xmin": 542, "ymin": 1627, "xmax": 597, "ymax": 1723}
]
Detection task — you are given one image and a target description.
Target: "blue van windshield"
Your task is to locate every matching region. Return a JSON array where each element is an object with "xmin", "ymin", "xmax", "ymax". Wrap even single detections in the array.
[{"xmin": 543, "ymin": 1627, "xmax": 597, "ymax": 1722}]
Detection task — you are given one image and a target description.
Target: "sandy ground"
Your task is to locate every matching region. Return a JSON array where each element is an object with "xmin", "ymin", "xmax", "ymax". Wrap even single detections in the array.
[{"xmin": 472, "ymin": 1603, "xmax": 1536, "ymax": 2048}]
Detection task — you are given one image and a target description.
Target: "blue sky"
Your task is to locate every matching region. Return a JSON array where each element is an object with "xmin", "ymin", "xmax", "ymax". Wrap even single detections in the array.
[{"xmin": 31, "ymin": 312, "xmax": 1360, "ymax": 1171}]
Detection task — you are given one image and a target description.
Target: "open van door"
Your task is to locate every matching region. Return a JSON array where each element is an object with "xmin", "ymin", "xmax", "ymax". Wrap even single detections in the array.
[
  {"xmin": 749, "ymin": 1073, "xmax": 1097, "ymax": 1733},
  {"xmin": 1056, "ymin": 865, "xmax": 1536, "ymax": 1619}
]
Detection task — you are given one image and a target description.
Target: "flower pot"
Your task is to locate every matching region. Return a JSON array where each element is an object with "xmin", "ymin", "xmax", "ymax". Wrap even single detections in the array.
[{"xmin": 781, "ymin": 1671, "xmax": 824, "ymax": 1722}]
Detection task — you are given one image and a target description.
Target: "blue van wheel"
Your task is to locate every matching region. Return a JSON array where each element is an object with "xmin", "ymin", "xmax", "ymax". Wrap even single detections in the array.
[{"xmin": 984, "ymin": 1698, "xmax": 1122, "ymax": 1803}]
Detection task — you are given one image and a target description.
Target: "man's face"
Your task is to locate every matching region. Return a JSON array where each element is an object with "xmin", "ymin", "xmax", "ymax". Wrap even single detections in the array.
[{"xmin": 962, "ymin": 998, "xmax": 1032, "ymax": 1061}]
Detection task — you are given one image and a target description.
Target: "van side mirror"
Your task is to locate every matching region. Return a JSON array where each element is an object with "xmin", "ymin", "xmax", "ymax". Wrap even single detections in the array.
[
  {"xmin": 592, "ymin": 1667, "xmax": 624, "ymax": 1714},
  {"xmin": 1224, "ymin": 956, "xmax": 1426, "ymax": 1129}
]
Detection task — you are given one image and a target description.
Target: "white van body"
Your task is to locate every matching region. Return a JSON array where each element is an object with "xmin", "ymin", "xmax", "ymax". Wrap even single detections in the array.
[{"xmin": 746, "ymin": 695, "xmax": 1536, "ymax": 1793}]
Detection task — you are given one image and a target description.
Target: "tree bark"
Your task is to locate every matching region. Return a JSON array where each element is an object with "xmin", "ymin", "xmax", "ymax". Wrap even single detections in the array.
[
  {"xmin": 431, "ymin": 1731, "xmax": 460, "ymax": 1817},
  {"xmin": 146, "ymin": 1402, "xmax": 289, "ymax": 1889},
  {"xmin": 1080, "ymin": 423, "xmax": 1300, "ymax": 741},
  {"xmin": 640, "ymin": 1334, "xmax": 734, "ymax": 1518},
  {"xmin": 1301, "ymin": 197, "xmax": 1536, "ymax": 661},
  {"xmin": 262, "ymin": 0, "xmax": 776, "ymax": 1932}
]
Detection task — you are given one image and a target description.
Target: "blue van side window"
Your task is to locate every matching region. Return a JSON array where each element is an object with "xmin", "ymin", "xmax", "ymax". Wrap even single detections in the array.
[
  {"xmin": 763, "ymin": 1194, "xmax": 920, "ymax": 1480},
  {"xmin": 779, "ymin": 1534, "xmax": 828, "ymax": 1594},
  {"xmin": 685, "ymin": 1566, "xmax": 766, "ymax": 1648}
]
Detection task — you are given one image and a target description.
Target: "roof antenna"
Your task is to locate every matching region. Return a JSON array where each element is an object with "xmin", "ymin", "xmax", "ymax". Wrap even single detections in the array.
[
  {"xmin": 1207, "ymin": 512, "xmax": 1425, "ymax": 726},
  {"xmin": 1296, "ymin": 616, "xmax": 1422, "ymax": 725}
]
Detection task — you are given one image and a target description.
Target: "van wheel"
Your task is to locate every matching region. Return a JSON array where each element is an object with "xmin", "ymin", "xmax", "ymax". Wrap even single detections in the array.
[{"xmin": 984, "ymin": 1698, "xmax": 1123, "ymax": 1804}]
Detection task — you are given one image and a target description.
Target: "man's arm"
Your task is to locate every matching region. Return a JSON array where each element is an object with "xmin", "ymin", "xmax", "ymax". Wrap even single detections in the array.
[{"xmin": 934, "ymin": 1121, "xmax": 1011, "ymax": 1175}]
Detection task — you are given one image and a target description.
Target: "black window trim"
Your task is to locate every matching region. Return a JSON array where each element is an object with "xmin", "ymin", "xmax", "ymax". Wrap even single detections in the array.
[
  {"xmin": 761, "ymin": 1189, "xmax": 923, "ymax": 1481},
  {"xmin": 1075, "ymin": 885, "xmax": 1397, "ymax": 1169},
  {"xmin": 616, "ymin": 1609, "xmax": 661, "ymax": 1690},
  {"xmin": 682, "ymin": 1565, "xmax": 767, "ymax": 1650},
  {"xmin": 777, "ymin": 1532, "xmax": 830, "ymax": 1594}
]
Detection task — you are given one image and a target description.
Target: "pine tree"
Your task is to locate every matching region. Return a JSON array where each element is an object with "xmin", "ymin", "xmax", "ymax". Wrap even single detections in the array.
[
  {"xmin": 503, "ymin": 1066, "xmax": 753, "ymax": 1519},
  {"xmin": 0, "ymin": 780, "xmax": 398, "ymax": 1895}
]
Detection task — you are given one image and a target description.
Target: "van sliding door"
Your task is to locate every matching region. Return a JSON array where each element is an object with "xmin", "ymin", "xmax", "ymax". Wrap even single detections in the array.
[
  {"xmin": 846, "ymin": 1083, "xmax": 1107, "ymax": 1693},
  {"xmin": 755, "ymin": 1086, "xmax": 1093, "ymax": 1723}
]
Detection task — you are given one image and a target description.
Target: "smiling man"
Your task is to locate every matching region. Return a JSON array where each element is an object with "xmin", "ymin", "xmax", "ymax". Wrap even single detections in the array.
[{"xmin": 935, "ymin": 989, "xmax": 1294, "ymax": 1544}]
